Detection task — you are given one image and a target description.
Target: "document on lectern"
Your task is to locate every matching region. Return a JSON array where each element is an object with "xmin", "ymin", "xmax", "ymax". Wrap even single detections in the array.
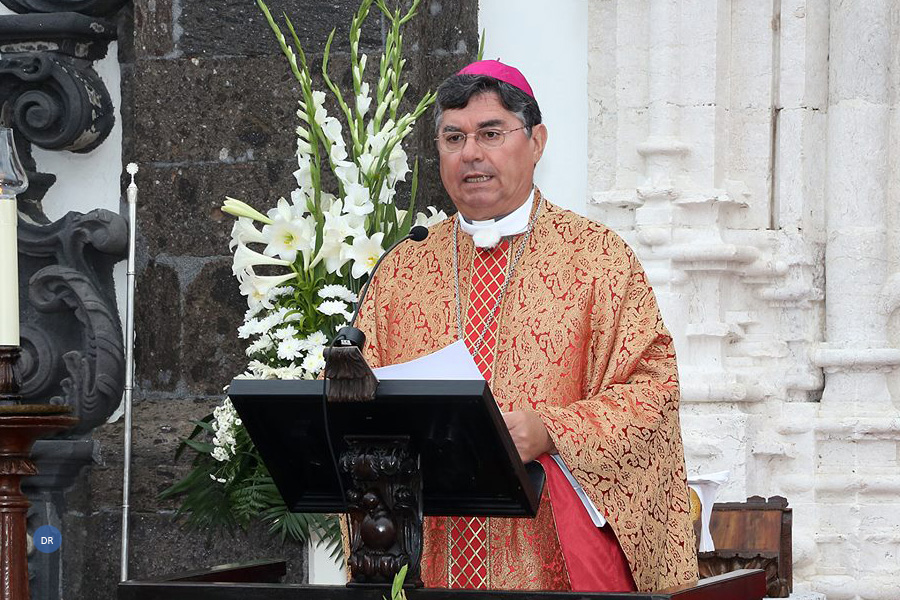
[{"xmin": 372, "ymin": 339, "xmax": 483, "ymax": 381}]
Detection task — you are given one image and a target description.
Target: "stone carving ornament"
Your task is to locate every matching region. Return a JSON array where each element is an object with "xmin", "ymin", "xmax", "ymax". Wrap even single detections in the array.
[
  {"xmin": 0, "ymin": 13, "xmax": 117, "ymax": 153},
  {"xmin": 0, "ymin": 8, "xmax": 125, "ymax": 431},
  {"xmin": 0, "ymin": 0, "xmax": 128, "ymax": 18},
  {"xmin": 18, "ymin": 210, "xmax": 127, "ymax": 433}
]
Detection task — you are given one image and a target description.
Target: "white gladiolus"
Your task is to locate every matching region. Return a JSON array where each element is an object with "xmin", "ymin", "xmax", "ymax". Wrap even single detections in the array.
[
  {"xmin": 297, "ymin": 138, "xmax": 312, "ymax": 154},
  {"xmin": 378, "ymin": 182, "xmax": 396, "ymax": 204},
  {"xmin": 294, "ymin": 155, "xmax": 314, "ymax": 189},
  {"xmin": 346, "ymin": 232, "xmax": 385, "ymax": 279},
  {"xmin": 334, "ymin": 160, "xmax": 360, "ymax": 188},
  {"xmin": 322, "ymin": 117, "xmax": 343, "ymax": 144},
  {"xmin": 388, "ymin": 145, "xmax": 409, "ymax": 182},
  {"xmin": 330, "ymin": 143, "xmax": 348, "ymax": 163},
  {"xmin": 356, "ymin": 81, "xmax": 371, "ymax": 116},
  {"xmin": 343, "ymin": 182, "xmax": 374, "ymax": 216},
  {"xmin": 357, "ymin": 152, "xmax": 376, "ymax": 177},
  {"xmin": 310, "ymin": 90, "xmax": 327, "ymax": 125}
]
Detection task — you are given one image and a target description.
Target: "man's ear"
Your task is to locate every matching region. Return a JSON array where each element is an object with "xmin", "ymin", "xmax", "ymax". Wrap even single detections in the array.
[{"xmin": 530, "ymin": 123, "xmax": 548, "ymax": 164}]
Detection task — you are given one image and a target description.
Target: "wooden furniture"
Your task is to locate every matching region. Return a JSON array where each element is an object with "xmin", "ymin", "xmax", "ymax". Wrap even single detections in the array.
[
  {"xmin": 698, "ymin": 496, "xmax": 792, "ymax": 597},
  {"xmin": 0, "ymin": 407, "xmax": 78, "ymax": 600},
  {"xmin": 119, "ymin": 563, "xmax": 766, "ymax": 600}
]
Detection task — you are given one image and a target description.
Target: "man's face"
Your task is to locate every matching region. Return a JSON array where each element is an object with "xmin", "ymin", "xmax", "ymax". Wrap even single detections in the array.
[{"xmin": 437, "ymin": 92, "xmax": 547, "ymax": 221}]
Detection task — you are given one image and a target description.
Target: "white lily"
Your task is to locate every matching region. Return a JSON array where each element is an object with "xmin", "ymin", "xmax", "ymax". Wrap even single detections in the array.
[
  {"xmin": 345, "ymin": 232, "xmax": 385, "ymax": 279},
  {"xmin": 262, "ymin": 198, "xmax": 315, "ymax": 262},
  {"xmin": 239, "ymin": 271, "xmax": 297, "ymax": 310},
  {"xmin": 232, "ymin": 242, "xmax": 292, "ymax": 280},
  {"xmin": 415, "ymin": 206, "xmax": 449, "ymax": 228},
  {"xmin": 229, "ymin": 217, "xmax": 268, "ymax": 250},
  {"xmin": 223, "ymin": 198, "xmax": 273, "ymax": 224}
]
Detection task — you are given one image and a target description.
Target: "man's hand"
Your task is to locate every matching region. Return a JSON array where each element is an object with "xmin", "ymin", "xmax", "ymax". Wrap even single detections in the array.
[{"xmin": 502, "ymin": 410, "xmax": 556, "ymax": 463}]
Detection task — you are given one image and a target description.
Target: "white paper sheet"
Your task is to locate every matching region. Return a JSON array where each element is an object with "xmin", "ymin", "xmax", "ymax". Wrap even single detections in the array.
[{"xmin": 372, "ymin": 340, "xmax": 484, "ymax": 380}]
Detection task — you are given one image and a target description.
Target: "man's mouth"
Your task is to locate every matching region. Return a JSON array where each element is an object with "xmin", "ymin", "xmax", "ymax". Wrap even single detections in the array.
[{"xmin": 464, "ymin": 174, "xmax": 492, "ymax": 183}]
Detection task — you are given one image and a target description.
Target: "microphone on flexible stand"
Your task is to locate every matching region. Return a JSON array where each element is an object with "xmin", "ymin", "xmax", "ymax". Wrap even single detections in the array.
[{"xmin": 331, "ymin": 224, "xmax": 429, "ymax": 348}]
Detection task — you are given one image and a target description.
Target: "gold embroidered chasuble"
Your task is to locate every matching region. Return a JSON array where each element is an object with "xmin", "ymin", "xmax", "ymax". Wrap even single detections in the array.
[{"xmin": 355, "ymin": 194, "xmax": 698, "ymax": 591}]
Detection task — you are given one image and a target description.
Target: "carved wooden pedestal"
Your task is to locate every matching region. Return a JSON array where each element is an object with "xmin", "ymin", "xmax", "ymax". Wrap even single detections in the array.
[
  {"xmin": 341, "ymin": 436, "xmax": 424, "ymax": 587},
  {"xmin": 0, "ymin": 406, "xmax": 77, "ymax": 600}
]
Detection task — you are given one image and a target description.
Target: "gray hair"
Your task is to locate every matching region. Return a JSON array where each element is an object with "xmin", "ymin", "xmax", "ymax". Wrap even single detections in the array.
[{"xmin": 433, "ymin": 74, "xmax": 542, "ymax": 134}]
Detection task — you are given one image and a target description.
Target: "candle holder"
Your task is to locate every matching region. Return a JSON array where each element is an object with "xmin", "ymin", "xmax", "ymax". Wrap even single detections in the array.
[{"xmin": 0, "ymin": 126, "xmax": 29, "ymax": 406}]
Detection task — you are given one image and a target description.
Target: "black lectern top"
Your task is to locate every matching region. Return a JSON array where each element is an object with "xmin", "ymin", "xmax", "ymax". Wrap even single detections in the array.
[{"xmin": 228, "ymin": 378, "xmax": 544, "ymax": 517}]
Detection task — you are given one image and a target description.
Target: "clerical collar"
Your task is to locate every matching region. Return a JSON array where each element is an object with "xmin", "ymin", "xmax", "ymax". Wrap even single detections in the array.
[{"xmin": 457, "ymin": 188, "xmax": 535, "ymax": 249}]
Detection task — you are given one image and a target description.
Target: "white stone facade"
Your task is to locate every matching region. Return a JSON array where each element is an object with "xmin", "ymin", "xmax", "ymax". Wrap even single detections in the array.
[{"xmin": 580, "ymin": 1, "xmax": 900, "ymax": 598}]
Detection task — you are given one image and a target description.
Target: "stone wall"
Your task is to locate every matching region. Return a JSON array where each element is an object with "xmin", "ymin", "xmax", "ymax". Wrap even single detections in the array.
[
  {"xmin": 586, "ymin": 2, "xmax": 900, "ymax": 599},
  {"xmin": 60, "ymin": 1, "xmax": 477, "ymax": 598}
]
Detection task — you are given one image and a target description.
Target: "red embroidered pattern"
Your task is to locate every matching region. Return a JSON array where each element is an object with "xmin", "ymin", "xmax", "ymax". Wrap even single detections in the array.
[{"xmin": 448, "ymin": 240, "xmax": 510, "ymax": 589}]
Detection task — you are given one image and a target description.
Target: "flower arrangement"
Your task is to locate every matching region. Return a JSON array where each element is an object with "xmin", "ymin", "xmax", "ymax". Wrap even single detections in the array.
[{"xmin": 163, "ymin": 0, "xmax": 446, "ymax": 557}]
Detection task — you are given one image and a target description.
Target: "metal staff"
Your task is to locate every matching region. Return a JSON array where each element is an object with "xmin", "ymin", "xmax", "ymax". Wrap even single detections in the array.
[{"xmin": 120, "ymin": 162, "xmax": 139, "ymax": 581}]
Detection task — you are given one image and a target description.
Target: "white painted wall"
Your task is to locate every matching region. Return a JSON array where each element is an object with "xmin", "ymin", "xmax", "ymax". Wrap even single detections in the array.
[{"xmin": 478, "ymin": 0, "xmax": 589, "ymax": 215}]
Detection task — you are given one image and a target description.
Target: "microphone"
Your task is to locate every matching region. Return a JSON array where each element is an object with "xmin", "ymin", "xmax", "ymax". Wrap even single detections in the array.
[{"xmin": 332, "ymin": 225, "xmax": 429, "ymax": 348}]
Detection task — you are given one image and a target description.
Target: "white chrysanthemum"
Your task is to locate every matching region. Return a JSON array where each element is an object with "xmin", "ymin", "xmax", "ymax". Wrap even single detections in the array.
[
  {"xmin": 237, "ymin": 317, "xmax": 268, "ymax": 339},
  {"xmin": 275, "ymin": 364, "xmax": 306, "ymax": 379},
  {"xmin": 301, "ymin": 345, "xmax": 326, "ymax": 374},
  {"xmin": 317, "ymin": 284, "xmax": 358, "ymax": 303},
  {"xmin": 277, "ymin": 337, "xmax": 304, "ymax": 361},
  {"xmin": 246, "ymin": 336, "xmax": 273, "ymax": 356},
  {"xmin": 247, "ymin": 360, "xmax": 278, "ymax": 379},
  {"xmin": 306, "ymin": 331, "xmax": 329, "ymax": 346},
  {"xmin": 345, "ymin": 232, "xmax": 385, "ymax": 279},
  {"xmin": 274, "ymin": 324, "xmax": 298, "ymax": 340},
  {"xmin": 317, "ymin": 299, "xmax": 350, "ymax": 318}
]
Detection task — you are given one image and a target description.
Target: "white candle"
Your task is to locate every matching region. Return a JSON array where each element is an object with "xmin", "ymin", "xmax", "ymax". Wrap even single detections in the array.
[{"xmin": 0, "ymin": 195, "xmax": 18, "ymax": 346}]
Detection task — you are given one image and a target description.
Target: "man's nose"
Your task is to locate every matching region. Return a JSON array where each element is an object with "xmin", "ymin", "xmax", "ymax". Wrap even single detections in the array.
[{"xmin": 458, "ymin": 134, "xmax": 484, "ymax": 161}]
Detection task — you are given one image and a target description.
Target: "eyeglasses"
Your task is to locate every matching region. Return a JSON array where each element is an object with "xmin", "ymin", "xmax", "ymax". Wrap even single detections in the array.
[{"xmin": 435, "ymin": 126, "xmax": 527, "ymax": 153}]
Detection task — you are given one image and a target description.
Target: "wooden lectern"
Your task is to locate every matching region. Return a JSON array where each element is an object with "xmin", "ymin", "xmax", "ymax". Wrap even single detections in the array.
[{"xmin": 120, "ymin": 347, "xmax": 766, "ymax": 600}]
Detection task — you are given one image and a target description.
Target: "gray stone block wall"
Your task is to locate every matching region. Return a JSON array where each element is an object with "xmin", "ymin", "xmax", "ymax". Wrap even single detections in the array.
[{"xmin": 61, "ymin": 1, "xmax": 476, "ymax": 598}]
